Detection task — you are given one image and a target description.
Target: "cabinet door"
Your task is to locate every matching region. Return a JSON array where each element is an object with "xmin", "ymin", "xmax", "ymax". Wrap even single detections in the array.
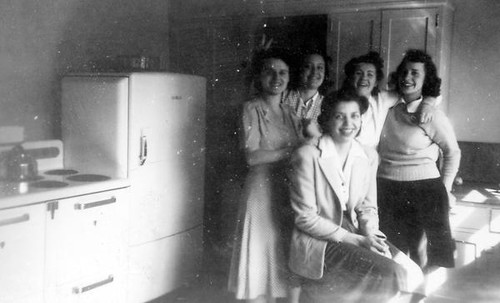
[
  {"xmin": 0, "ymin": 203, "xmax": 45, "ymax": 303},
  {"xmin": 328, "ymin": 11, "xmax": 381, "ymax": 90},
  {"xmin": 380, "ymin": 8, "xmax": 439, "ymax": 89},
  {"xmin": 44, "ymin": 189, "xmax": 128, "ymax": 303}
]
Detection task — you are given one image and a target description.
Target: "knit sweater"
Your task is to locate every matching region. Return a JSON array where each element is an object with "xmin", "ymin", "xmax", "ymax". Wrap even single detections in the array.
[{"xmin": 378, "ymin": 99, "xmax": 461, "ymax": 191}]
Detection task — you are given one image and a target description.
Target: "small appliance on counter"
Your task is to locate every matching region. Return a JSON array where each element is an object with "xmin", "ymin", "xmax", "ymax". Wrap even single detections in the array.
[{"xmin": 5, "ymin": 145, "xmax": 38, "ymax": 182}]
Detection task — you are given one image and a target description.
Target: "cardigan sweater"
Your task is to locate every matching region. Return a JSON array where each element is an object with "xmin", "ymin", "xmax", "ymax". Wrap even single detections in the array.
[{"xmin": 377, "ymin": 98, "xmax": 461, "ymax": 192}]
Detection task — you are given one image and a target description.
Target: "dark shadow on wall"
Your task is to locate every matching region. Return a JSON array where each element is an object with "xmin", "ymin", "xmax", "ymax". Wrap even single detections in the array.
[{"xmin": 54, "ymin": 0, "xmax": 169, "ymax": 138}]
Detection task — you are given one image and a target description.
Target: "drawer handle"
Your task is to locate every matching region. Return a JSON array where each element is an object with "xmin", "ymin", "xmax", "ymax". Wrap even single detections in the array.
[
  {"xmin": 0, "ymin": 214, "xmax": 30, "ymax": 227},
  {"xmin": 74, "ymin": 197, "xmax": 116, "ymax": 210},
  {"xmin": 73, "ymin": 275, "xmax": 114, "ymax": 294}
]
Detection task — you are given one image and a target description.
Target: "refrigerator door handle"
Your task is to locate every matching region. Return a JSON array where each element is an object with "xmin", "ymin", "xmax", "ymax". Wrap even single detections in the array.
[{"xmin": 139, "ymin": 135, "xmax": 148, "ymax": 166}]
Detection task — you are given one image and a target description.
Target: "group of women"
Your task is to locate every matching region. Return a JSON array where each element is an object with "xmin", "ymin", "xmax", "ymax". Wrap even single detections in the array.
[{"xmin": 227, "ymin": 45, "xmax": 460, "ymax": 303}]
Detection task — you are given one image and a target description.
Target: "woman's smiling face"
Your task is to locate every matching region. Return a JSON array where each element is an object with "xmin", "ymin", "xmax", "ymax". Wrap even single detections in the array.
[
  {"xmin": 259, "ymin": 58, "xmax": 289, "ymax": 96},
  {"xmin": 352, "ymin": 63, "xmax": 377, "ymax": 98},
  {"xmin": 398, "ymin": 61, "xmax": 426, "ymax": 101},
  {"xmin": 299, "ymin": 54, "xmax": 325, "ymax": 90},
  {"xmin": 327, "ymin": 100, "xmax": 361, "ymax": 144}
]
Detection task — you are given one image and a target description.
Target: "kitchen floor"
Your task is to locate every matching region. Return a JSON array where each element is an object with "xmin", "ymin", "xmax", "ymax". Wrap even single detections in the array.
[
  {"xmin": 148, "ymin": 245, "xmax": 500, "ymax": 303},
  {"xmin": 147, "ymin": 245, "xmax": 237, "ymax": 303}
]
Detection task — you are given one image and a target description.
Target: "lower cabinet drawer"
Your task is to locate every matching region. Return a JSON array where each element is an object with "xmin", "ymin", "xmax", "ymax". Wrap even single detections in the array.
[
  {"xmin": 127, "ymin": 225, "xmax": 203, "ymax": 303},
  {"xmin": 450, "ymin": 205, "xmax": 490, "ymax": 231},
  {"xmin": 489, "ymin": 209, "xmax": 500, "ymax": 233}
]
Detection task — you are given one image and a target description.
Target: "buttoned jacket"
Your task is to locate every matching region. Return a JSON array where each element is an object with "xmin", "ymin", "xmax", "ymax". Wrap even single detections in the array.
[{"xmin": 288, "ymin": 135, "xmax": 381, "ymax": 279}]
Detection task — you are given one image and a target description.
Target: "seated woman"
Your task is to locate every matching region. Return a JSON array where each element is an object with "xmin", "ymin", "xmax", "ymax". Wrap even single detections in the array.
[{"xmin": 288, "ymin": 89, "xmax": 425, "ymax": 303}]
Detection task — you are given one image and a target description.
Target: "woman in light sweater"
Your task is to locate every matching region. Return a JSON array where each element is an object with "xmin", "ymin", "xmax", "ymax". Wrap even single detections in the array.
[{"xmin": 377, "ymin": 49, "xmax": 460, "ymax": 274}]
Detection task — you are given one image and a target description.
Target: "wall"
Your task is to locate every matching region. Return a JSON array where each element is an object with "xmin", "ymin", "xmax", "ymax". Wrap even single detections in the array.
[
  {"xmin": 0, "ymin": 0, "xmax": 169, "ymax": 141},
  {"xmin": 2, "ymin": 0, "xmax": 497, "ymax": 142},
  {"xmin": 447, "ymin": 0, "xmax": 500, "ymax": 143},
  {"xmin": 170, "ymin": 0, "xmax": 500, "ymax": 145}
]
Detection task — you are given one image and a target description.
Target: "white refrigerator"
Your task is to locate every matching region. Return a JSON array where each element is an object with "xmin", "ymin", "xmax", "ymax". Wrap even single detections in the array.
[{"xmin": 61, "ymin": 72, "xmax": 206, "ymax": 303}]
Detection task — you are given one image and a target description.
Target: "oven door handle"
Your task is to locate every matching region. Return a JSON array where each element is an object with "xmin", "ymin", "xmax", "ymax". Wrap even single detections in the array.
[
  {"xmin": 0, "ymin": 213, "xmax": 30, "ymax": 227},
  {"xmin": 74, "ymin": 197, "xmax": 116, "ymax": 210}
]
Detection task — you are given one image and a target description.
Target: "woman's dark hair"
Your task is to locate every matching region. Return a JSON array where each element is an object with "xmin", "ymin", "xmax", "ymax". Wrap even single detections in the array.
[
  {"xmin": 392, "ymin": 49, "xmax": 441, "ymax": 97},
  {"xmin": 317, "ymin": 89, "xmax": 369, "ymax": 133},
  {"xmin": 341, "ymin": 51, "xmax": 384, "ymax": 96},
  {"xmin": 250, "ymin": 47, "xmax": 292, "ymax": 93}
]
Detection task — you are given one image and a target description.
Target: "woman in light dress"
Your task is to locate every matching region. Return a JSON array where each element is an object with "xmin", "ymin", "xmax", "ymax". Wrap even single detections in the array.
[{"xmin": 228, "ymin": 48, "xmax": 304, "ymax": 303}]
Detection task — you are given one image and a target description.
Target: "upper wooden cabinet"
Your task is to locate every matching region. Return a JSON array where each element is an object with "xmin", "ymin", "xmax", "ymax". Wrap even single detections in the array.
[
  {"xmin": 328, "ymin": 4, "xmax": 453, "ymax": 108},
  {"xmin": 328, "ymin": 10, "xmax": 381, "ymax": 89}
]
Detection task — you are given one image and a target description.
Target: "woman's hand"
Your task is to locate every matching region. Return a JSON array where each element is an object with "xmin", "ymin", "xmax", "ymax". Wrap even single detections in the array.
[
  {"xmin": 417, "ymin": 97, "xmax": 438, "ymax": 124},
  {"xmin": 342, "ymin": 233, "xmax": 390, "ymax": 257},
  {"xmin": 257, "ymin": 34, "xmax": 273, "ymax": 52},
  {"xmin": 302, "ymin": 119, "xmax": 322, "ymax": 139}
]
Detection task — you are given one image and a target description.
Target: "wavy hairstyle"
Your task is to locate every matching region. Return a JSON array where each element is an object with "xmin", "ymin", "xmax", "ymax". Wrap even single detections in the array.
[
  {"xmin": 317, "ymin": 89, "xmax": 369, "ymax": 134},
  {"xmin": 341, "ymin": 51, "xmax": 385, "ymax": 96},
  {"xmin": 392, "ymin": 49, "xmax": 441, "ymax": 98}
]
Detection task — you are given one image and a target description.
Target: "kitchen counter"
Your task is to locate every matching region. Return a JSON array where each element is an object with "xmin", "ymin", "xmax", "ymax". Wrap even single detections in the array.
[
  {"xmin": 0, "ymin": 168, "xmax": 130, "ymax": 210},
  {"xmin": 453, "ymin": 181, "xmax": 500, "ymax": 206}
]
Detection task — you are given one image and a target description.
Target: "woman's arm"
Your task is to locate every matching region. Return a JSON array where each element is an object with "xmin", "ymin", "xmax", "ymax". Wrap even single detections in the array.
[
  {"xmin": 424, "ymin": 110, "xmax": 461, "ymax": 192},
  {"xmin": 355, "ymin": 147, "xmax": 381, "ymax": 236},
  {"xmin": 418, "ymin": 96, "xmax": 440, "ymax": 124},
  {"xmin": 380, "ymin": 89, "xmax": 440, "ymax": 124},
  {"xmin": 246, "ymin": 147, "xmax": 293, "ymax": 166}
]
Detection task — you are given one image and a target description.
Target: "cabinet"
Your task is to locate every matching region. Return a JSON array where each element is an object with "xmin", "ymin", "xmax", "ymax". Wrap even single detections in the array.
[
  {"xmin": 0, "ymin": 203, "xmax": 45, "ymax": 303},
  {"xmin": 44, "ymin": 189, "xmax": 128, "ymax": 303},
  {"xmin": 450, "ymin": 203, "xmax": 500, "ymax": 268},
  {"xmin": 328, "ymin": 5, "xmax": 452, "ymax": 108}
]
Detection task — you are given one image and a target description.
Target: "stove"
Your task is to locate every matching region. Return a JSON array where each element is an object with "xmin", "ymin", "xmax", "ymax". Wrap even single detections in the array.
[{"xmin": 0, "ymin": 140, "xmax": 128, "ymax": 209}]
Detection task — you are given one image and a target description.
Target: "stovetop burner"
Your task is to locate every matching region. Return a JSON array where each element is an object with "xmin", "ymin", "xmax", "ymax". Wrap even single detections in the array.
[
  {"xmin": 30, "ymin": 180, "xmax": 69, "ymax": 188},
  {"xmin": 66, "ymin": 174, "xmax": 110, "ymax": 182},
  {"xmin": 44, "ymin": 169, "xmax": 79, "ymax": 176}
]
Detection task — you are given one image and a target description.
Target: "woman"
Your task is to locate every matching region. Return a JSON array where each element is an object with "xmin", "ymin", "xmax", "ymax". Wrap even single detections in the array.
[
  {"xmin": 282, "ymin": 51, "xmax": 328, "ymax": 138},
  {"xmin": 288, "ymin": 89, "xmax": 425, "ymax": 303},
  {"xmin": 377, "ymin": 49, "xmax": 460, "ymax": 273},
  {"xmin": 228, "ymin": 48, "xmax": 304, "ymax": 303},
  {"xmin": 341, "ymin": 51, "xmax": 437, "ymax": 148},
  {"xmin": 284, "ymin": 51, "xmax": 328, "ymax": 117}
]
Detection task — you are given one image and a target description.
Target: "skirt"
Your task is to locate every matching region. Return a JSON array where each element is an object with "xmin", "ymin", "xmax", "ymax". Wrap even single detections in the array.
[
  {"xmin": 377, "ymin": 177, "xmax": 456, "ymax": 268},
  {"xmin": 299, "ymin": 213, "xmax": 419, "ymax": 303}
]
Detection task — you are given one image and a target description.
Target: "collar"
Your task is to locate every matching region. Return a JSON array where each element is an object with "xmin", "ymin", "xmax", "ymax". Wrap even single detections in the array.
[
  {"xmin": 393, "ymin": 96, "xmax": 423, "ymax": 113},
  {"xmin": 317, "ymin": 135, "xmax": 367, "ymax": 160},
  {"xmin": 304, "ymin": 91, "xmax": 320, "ymax": 104}
]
